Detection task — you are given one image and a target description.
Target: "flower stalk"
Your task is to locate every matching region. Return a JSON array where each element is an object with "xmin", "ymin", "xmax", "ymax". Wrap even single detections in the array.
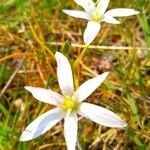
[{"xmin": 74, "ymin": 45, "xmax": 89, "ymax": 67}]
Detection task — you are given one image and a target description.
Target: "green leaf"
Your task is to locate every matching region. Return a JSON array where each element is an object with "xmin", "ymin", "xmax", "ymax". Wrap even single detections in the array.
[
  {"xmin": 19, "ymin": 142, "xmax": 24, "ymax": 150},
  {"xmin": 138, "ymin": 13, "xmax": 150, "ymax": 48},
  {"xmin": 0, "ymin": 103, "xmax": 9, "ymax": 118},
  {"xmin": 128, "ymin": 128, "xmax": 147, "ymax": 150},
  {"xmin": 61, "ymin": 40, "xmax": 71, "ymax": 54},
  {"xmin": 128, "ymin": 97, "xmax": 140, "ymax": 122}
]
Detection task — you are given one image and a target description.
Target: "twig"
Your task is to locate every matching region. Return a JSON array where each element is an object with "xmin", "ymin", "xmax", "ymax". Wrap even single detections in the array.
[
  {"xmin": 0, "ymin": 61, "xmax": 23, "ymax": 98},
  {"xmin": 49, "ymin": 42, "xmax": 150, "ymax": 50},
  {"xmin": 36, "ymin": 64, "xmax": 47, "ymax": 85},
  {"xmin": 0, "ymin": 52, "xmax": 33, "ymax": 63}
]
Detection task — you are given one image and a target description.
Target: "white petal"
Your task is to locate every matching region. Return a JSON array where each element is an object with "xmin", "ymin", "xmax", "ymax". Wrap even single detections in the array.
[
  {"xmin": 62, "ymin": 10, "xmax": 90, "ymax": 20},
  {"xmin": 104, "ymin": 8, "xmax": 140, "ymax": 17},
  {"xmin": 103, "ymin": 16, "xmax": 120, "ymax": 24},
  {"xmin": 20, "ymin": 108, "xmax": 63, "ymax": 141},
  {"xmin": 55, "ymin": 52, "xmax": 74, "ymax": 96},
  {"xmin": 75, "ymin": 0, "xmax": 95, "ymax": 13},
  {"xmin": 25, "ymin": 86, "xmax": 63, "ymax": 106},
  {"xmin": 84, "ymin": 21, "xmax": 101, "ymax": 45},
  {"xmin": 73, "ymin": 72, "xmax": 109, "ymax": 102},
  {"xmin": 64, "ymin": 114, "xmax": 78, "ymax": 150},
  {"xmin": 97, "ymin": 0, "xmax": 110, "ymax": 16},
  {"xmin": 78, "ymin": 102, "xmax": 127, "ymax": 128}
]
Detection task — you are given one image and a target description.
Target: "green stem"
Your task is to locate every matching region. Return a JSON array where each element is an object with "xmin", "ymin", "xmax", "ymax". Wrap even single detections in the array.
[
  {"xmin": 73, "ymin": 45, "xmax": 89, "ymax": 90},
  {"xmin": 73, "ymin": 70, "xmax": 79, "ymax": 90},
  {"xmin": 73, "ymin": 45, "xmax": 89, "ymax": 67}
]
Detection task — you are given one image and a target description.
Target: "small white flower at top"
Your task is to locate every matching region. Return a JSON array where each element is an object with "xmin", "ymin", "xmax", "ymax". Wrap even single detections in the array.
[
  {"xmin": 20, "ymin": 52, "xmax": 127, "ymax": 150},
  {"xmin": 63, "ymin": 0, "xmax": 140, "ymax": 45}
]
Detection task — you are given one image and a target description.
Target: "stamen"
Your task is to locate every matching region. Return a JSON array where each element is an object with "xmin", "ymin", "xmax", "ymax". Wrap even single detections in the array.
[
  {"xmin": 61, "ymin": 96, "xmax": 79, "ymax": 113},
  {"xmin": 92, "ymin": 10, "xmax": 101, "ymax": 22}
]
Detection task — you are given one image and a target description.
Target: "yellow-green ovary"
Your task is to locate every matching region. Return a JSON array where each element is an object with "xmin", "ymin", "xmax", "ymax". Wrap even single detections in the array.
[
  {"xmin": 61, "ymin": 96, "xmax": 79, "ymax": 113},
  {"xmin": 92, "ymin": 10, "xmax": 101, "ymax": 22}
]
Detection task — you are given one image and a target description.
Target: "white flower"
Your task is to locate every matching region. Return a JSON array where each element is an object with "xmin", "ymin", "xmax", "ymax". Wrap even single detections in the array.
[
  {"xmin": 63, "ymin": 0, "xmax": 140, "ymax": 45},
  {"xmin": 20, "ymin": 52, "xmax": 127, "ymax": 150}
]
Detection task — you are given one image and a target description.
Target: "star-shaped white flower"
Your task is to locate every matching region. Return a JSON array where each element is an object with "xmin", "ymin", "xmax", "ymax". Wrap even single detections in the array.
[
  {"xmin": 63, "ymin": 0, "xmax": 139, "ymax": 45},
  {"xmin": 20, "ymin": 52, "xmax": 127, "ymax": 150}
]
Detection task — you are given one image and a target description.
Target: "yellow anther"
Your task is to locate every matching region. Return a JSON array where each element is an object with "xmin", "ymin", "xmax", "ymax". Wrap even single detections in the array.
[{"xmin": 61, "ymin": 96, "xmax": 79, "ymax": 113}]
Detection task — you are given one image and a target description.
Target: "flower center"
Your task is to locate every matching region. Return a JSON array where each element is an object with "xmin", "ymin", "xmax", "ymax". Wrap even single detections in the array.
[
  {"xmin": 61, "ymin": 96, "xmax": 79, "ymax": 113},
  {"xmin": 92, "ymin": 10, "xmax": 102, "ymax": 22}
]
